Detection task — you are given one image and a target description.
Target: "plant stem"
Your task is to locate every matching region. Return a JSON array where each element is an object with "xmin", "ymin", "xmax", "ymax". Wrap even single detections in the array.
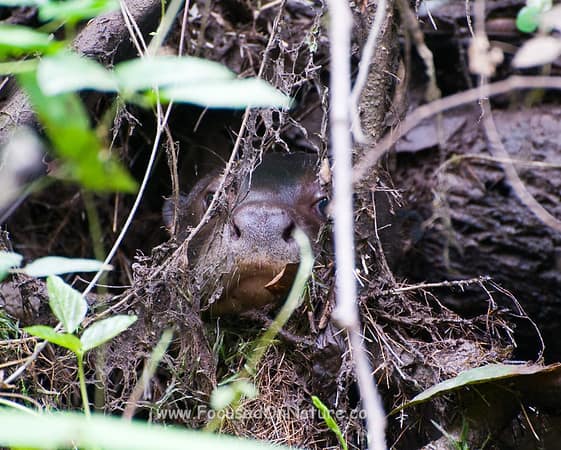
[{"xmin": 77, "ymin": 353, "xmax": 91, "ymax": 418}]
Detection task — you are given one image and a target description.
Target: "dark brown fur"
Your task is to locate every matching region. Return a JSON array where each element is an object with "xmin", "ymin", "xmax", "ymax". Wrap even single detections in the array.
[{"xmin": 164, "ymin": 153, "xmax": 328, "ymax": 313}]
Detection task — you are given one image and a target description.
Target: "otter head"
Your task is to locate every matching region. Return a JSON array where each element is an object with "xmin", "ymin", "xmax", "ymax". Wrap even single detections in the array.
[{"xmin": 163, "ymin": 152, "xmax": 328, "ymax": 314}]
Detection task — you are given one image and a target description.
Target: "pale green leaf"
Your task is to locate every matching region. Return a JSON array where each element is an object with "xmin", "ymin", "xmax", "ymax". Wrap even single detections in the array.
[
  {"xmin": 39, "ymin": 0, "xmax": 119, "ymax": 23},
  {"xmin": 24, "ymin": 325, "xmax": 82, "ymax": 353},
  {"xmin": 23, "ymin": 256, "xmax": 112, "ymax": 277},
  {"xmin": 211, "ymin": 385, "xmax": 237, "ymax": 411},
  {"xmin": 81, "ymin": 315, "xmax": 137, "ymax": 351},
  {"xmin": 0, "ymin": 251, "xmax": 22, "ymax": 281},
  {"xmin": 114, "ymin": 56, "xmax": 234, "ymax": 92},
  {"xmin": 0, "ymin": 0, "xmax": 43, "ymax": 5},
  {"xmin": 38, "ymin": 53, "xmax": 118, "ymax": 95},
  {"xmin": 513, "ymin": 35, "xmax": 561, "ymax": 68},
  {"xmin": 47, "ymin": 275, "xmax": 87, "ymax": 333},
  {"xmin": 161, "ymin": 78, "xmax": 292, "ymax": 109},
  {"xmin": 0, "ymin": 24, "xmax": 59, "ymax": 57},
  {"xmin": 0, "ymin": 410, "xmax": 290, "ymax": 449}
]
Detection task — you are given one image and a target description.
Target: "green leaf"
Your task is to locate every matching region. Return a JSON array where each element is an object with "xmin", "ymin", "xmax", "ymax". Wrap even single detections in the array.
[
  {"xmin": 39, "ymin": 0, "xmax": 119, "ymax": 23},
  {"xmin": 392, "ymin": 362, "xmax": 561, "ymax": 414},
  {"xmin": 211, "ymin": 385, "xmax": 237, "ymax": 410},
  {"xmin": 17, "ymin": 71, "xmax": 137, "ymax": 193},
  {"xmin": 17, "ymin": 70, "xmax": 91, "ymax": 133},
  {"xmin": 311, "ymin": 396, "xmax": 348, "ymax": 450},
  {"xmin": 0, "ymin": 251, "xmax": 22, "ymax": 282},
  {"xmin": 114, "ymin": 56, "xmax": 234, "ymax": 93},
  {"xmin": 527, "ymin": 0, "xmax": 552, "ymax": 11},
  {"xmin": 38, "ymin": 53, "xmax": 118, "ymax": 95},
  {"xmin": 211, "ymin": 380, "xmax": 258, "ymax": 410},
  {"xmin": 516, "ymin": 5, "xmax": 541, "ymax": 33},
  {"xmin": 47, "ymin": 275, "xmax": 87, "ymax": 334},
  {"xmin": 24, "ymin": 325, "xmax": 82, "ymax": 353},
  {"xmin": 22, "ymin": 257, "xmax": 112, "ymax": 277},
  {"xmin": 0, "ymin": 24, "xmax": 61, "ymax": 58},
  {"xmin": 70, "ymin": 149, "xmax": 138, "ymax": 192},
  {"xmin": 0, "ymin": 0, "xmax": 43, "ymax": 6},
  {"xmin": 513, "ymin": 35, "xmax": 561, "ymax": 68},
  {"xmin": 160, "ymin": 78, "xmax": 292, "ymax": 109},
  {"xmin": 0, "ymin": 410, "xmax": 290, "ymax": 449},
  {"xmin": 81, "ymin": 315, "xmax": 137, "ymax": 351}
]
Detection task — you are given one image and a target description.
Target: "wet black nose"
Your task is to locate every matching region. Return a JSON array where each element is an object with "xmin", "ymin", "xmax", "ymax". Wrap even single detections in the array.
[{"xmin": 230, "ymin": 203, "xmax": 298, "ymax": 256}]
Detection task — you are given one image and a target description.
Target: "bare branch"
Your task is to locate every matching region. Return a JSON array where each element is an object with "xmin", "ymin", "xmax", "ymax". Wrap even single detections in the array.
[
  {"xmin": 326, "ymin": 0, "xmax": 387, "ymax": 447},
  {"xmin": 353, "ymin": 75, "xmax": 561, "ymax": 185}
]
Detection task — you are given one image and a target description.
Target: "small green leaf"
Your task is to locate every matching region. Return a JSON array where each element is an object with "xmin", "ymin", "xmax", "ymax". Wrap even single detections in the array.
[
  {"xmin": 17, "ymin": 71, "xmax": 137, "ymax": 193},
  {"xmin": 312, "ymin": 396, "xmax": 348, "ymax": 450},
  {"xmin": 516, "ymin": 5, "xmax": 541, "ymax": 33},
  {"xmin": 39, "ymin": 0, "xmax": 119, "ymax": 23},
  {"xmin": 38, "ymin": 53, "xmax": 118, "ymax": 95},
  {"xmin": 25, "ymin": 325, "xmax": 82, "ymax": 353},
  {"xmin": 114, "ymin": 56, "xmax": 234, "ymax": 93},
  {"xmin": 81, "ymin": 315, "xmax": 137, "ymax": 351},
  {"xmin": 0, "ymin": 24, "xmax": 61, "ymax": 58},
  {"xmin": 22, "ymin": 257, "xmax": 112, "ymax": 277},
  {"xmin": 513, "ymin": 35, "xmax": 561, "ymax": 68},
  {"xmin": 0, "ymin": 0, "xmax": 43, "ymax": 6},
  {"xmin": 160, "ymin": 78, "xmax": 292, "ymax": 109},
  {"xmin": 47, "ymin": 275, "xmax": 87, "ymax": 334},
  {"xmin": 210, "ymin": 380, "xmax": 256, "ymax": 410},
  {"xmin": 211, "ymin": 385, "xmax": 237, "ymax": 410},
  {"xmin": 235, "ymin": 380, "xmax": 258, "ymax": 398},
  {"xmin": 0, "ymin": 251, "xmax": 23, "ymax": 282}
]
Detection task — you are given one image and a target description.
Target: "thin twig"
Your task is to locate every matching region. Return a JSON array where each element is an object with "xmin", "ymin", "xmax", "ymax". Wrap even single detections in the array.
[
  {"xmin": 349, "ymin": 0, "xmax": 387, "ymax": 142},
  {"xmin": 472, "ymin": 0, "xmax": 561, "ymax": 235},
  {"xmin": 384, "ymin": 276, "xmax": 492, "ymax": 295},
  {"xmin": 353, "ymin": 75, "xmax": 561, "ymax": 184},
  {"xmin": 326, "ymin": 0, "xmax": 387, "ymax": 448}
]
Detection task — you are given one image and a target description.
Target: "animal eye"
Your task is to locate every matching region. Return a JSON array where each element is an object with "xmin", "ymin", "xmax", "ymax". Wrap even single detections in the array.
[
  {"xmin": 314, "ymin": 197, "xmax": 329, "ymax": 218},
  {"xmin": 204, "ymin": 191, "xmax": 215, "ymax": 209}
]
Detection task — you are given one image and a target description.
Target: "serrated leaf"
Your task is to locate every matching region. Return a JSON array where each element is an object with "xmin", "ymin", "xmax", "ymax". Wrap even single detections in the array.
[
  {"xmin": 114, "ymin": 56, "xmax": 234, "ymax": 93},
  {"xmin": 39, "ymin": 0, "xmax": 119, "ymax": 23},
  {"xmin": 38, "ymin": 53, "xmax": 118, "ymax": 95},
  {"xmin": 24, "ymin": 325, "xmax": 82, "ymax": 353},
  {"xmin": 0, "ymin": 251, "xmax": 23, "ymax": 281},
  {"xmin": 81, "ymin": 315, "xmax": 137, "ymax": 351},
  {"xmin": 161, "ymin": 78, "xmax": 292, "ymax": 109},
  {"xmin": 0, "ymin": 24, "xmax": 61, "ymax": 58},
  {"xmin": 47, "ymin": 275, "xmax": 87, "ymax": 334},
  {"xmin": 513, "ymin": 35, "xmax": 561, "ymax": 68},
  {"xmin": 22, "ymin": 257, "xmax": 112, "ymax": 277}
]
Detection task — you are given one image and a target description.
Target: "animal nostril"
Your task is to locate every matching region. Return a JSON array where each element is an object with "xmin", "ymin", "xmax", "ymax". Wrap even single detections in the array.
[
  {"xmin": 282, "ymin": 220, "xmax": 296, "ymax": 243},
  {"xmin": 231, "ymin": 220, "xmax": 242, "ymax": 240}
]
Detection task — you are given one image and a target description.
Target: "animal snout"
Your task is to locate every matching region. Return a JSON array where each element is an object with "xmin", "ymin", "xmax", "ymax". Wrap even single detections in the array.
[{"xmin": 229, "ymin": 203, "xmax": 299, "ymax": 258}]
